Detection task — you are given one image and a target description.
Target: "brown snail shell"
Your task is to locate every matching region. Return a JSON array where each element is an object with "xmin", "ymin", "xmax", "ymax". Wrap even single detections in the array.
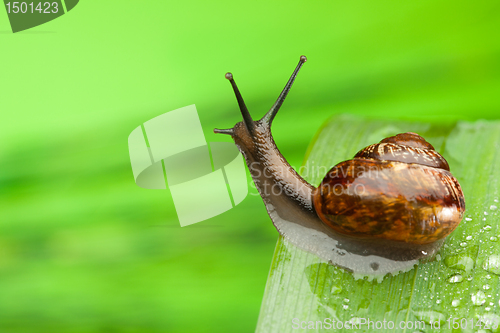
[
  {"xmin": 313, "ymin": 133, "xmax": 465, "ymax": 244},
  {"xmin": 214, "ymin": 56, "xmax": 465, "ymax": 277}
]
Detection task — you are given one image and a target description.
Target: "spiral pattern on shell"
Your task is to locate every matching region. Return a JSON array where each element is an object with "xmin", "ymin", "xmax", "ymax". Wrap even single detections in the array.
[{"xmin": 312, "ymin": 132, "xmax": 465, "ymax": 244}]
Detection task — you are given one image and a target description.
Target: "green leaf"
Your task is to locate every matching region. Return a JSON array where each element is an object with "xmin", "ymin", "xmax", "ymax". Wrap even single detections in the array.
[{"xmin": 257, "ymin": 115, "xmax": 500, "ymax": 333}]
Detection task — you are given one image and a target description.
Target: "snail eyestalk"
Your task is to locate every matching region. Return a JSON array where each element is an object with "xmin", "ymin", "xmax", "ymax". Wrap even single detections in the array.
[
  {"xmin": 262, "ymin": 55, "xmax": 307, "ymax": 126},
  {"xmin": 225, "ymin": 72, "xmax": 254, "ymax": 132}
]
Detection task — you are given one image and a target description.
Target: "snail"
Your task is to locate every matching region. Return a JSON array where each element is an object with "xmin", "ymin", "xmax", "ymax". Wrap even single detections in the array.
[{"xmin": 214, "ymin": 56, "xmax": 465, "ymax": 277}]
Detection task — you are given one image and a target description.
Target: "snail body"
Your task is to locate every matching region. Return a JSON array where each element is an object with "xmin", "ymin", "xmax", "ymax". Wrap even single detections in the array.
[{"xmin": 214, "ymin": 56, "xmax": 465, "ymax": 276}]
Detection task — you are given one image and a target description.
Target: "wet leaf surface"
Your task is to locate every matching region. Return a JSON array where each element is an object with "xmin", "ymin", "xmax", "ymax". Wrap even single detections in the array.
[{"xmin": 257, "ymin": 115, "xmax": 500, "ymax": 332}]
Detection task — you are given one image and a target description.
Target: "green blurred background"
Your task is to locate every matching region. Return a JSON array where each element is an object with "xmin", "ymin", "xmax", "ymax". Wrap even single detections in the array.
[{"xmin": 1, "ymin": 1, "xmax": 499, "ymax": 332}]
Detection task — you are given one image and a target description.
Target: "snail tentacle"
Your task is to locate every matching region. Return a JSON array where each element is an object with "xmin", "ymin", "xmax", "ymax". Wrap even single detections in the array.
[
  {"xmin": 225, "ymin": 72, "xmax": 254, "ymax": 132},
  {"xmin": 262, "ymin": 55, "xmax": 307, "ymax": 126},
  {"xmin": 213, "ymin": 128, "xmax": 234, "ymax": 135}
]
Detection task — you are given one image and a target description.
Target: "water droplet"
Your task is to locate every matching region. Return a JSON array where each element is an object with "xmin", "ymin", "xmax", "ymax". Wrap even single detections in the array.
[
  {"xmin": 331, "ymin": 286, "xmax": 342, "ymax": 294},
  {"xmin": 444, "ymin": 254, "xmax": 474, "ymax": 273},
  {"xmin": 471, "ymin": 291, "xmax": 486, "ymax": 306},
  {"xmin": 349, "ymin": 317, "xmax": 363, "ymax": 325},
  {"xmin": 452, "ymin": 299, "xmax": 460, "ymax": 307},
  {"xmin": 490, "ymin": 205, "xmax": 498, "ymax": 210},
  {"xmin": 342, "ymin": 304, "xmax": 349, "ymax": 310},
  {"xmin": 436, "ymin": 299, "xmax": 441, "ymax": 304},
  {"xmin": 484, "ymin": 211, "xmax": 489, "ymax": 216},
  {"xmin": 466, "ymin": 236, "xmax": 473, "ymax": 241},
  {"xmin": 484, "ymin": 225, "xmax": 492, "ymax": 231},
  {"xmin": 490, "ymin": 236, "xmax": 498, "ymax": 242},
  {"xmin": 479, "ymin": 314, "xmax": 500, "ymax": 329},
  {"xmin": 465, "ymin": 217, "xmax": 472, "ymax": 222},
  {"xmin": 413, "ymin": 310, "xmax": 446, "ymax": 324},
  {"xmin": 482, "ymin": 254, "xmax": 500, "ymax": 275},
  {"xmin": 448, "ymin": 274, "xmax": 463, "ymax": 283},
  {"xmin": 460, "ymin": 242, "xmax": 468, "ymax": 247},
  {"xmin": 343, "ymin": 298, "xmax": 350, "ymax": 303},
  {"xmin": 483, "ymin": 284, "xmax": 491, "ymax": 290}
]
